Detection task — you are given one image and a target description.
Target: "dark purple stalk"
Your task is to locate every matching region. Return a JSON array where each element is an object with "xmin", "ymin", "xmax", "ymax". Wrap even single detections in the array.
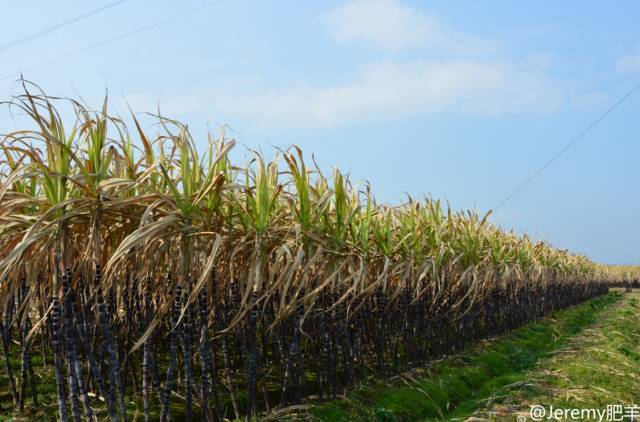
[
  {"xmin": 181, "ymin": 283, "xmax": 194, "ymax": 421},
  {"xmin": 245, "ymin": 290, "xmax": 259, "ymax": 419},
  {"xmin": 96, "ymin": 265, "xmax": 125, "ymax": 421},
  {"xmin": 0, "ymin": 293, "xmax": 19, "ymax": 406},
  {"xmin": 160, "ymin": 279, "xmax": 181, "ymax": 422},
  {"xmin": 62, "ymin": 269, "xmax": 94, "ymax": 422},
  {"xmin": 142, "ymin": 280, "xmax": 153, "ymax": 422}
]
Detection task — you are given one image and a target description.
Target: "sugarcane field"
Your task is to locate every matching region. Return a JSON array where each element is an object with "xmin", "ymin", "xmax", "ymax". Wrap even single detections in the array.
[{"xmin": 2, "ymin": 2, "xmax": 640, "ymax": 422}]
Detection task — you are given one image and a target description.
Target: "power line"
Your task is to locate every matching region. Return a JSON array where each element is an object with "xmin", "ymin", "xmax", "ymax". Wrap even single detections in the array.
[
  {"xmin": 1, "ymin": 0, "xmax": 227, "ymax": 81},
  {"xmin": 493, "ymin": 80, "xmax": 640, "ymax": 213},
  {"xmin": 0, "ymin": 0, "xmax": 127, "ymax": 53}
]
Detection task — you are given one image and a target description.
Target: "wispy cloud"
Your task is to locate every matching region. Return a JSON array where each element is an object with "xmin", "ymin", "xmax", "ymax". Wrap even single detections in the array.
[
  {"xmin": 616, "ymin": 51, "xmax": 640, "ymax": 73},
  {"xmin": 216, "ymin": 60, "xmax": 564, "ymax": 129},
  {"xmin": 125, "ymin": 1, "xmax": 607, "ymax": 130},
  {"xmin": 322, "ymin": 0, "xmax": 494, "ymax": 53}
]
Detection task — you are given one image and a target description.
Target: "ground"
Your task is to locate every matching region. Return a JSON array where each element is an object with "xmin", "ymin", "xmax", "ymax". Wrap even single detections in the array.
[{"xmin": 473, "ymin": 290, "xmax": 640, "ymax": 421}]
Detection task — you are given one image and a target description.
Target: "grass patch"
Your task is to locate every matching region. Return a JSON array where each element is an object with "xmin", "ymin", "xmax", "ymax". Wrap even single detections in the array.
[{"xmin": 472, "ymin": 291, "xmax": 640, "ymax": 420}]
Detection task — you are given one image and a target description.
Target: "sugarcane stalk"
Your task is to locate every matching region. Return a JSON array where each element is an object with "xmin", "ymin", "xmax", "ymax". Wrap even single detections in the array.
[
  {"xmin": 96, "ymin": 268, "xmax": 125, "ymax": 421},
  {"xmin": 200, "ymin": 277, "xmax": 222, "ymax": 421},
  {"xmin": 74, "ymin": 286, "xmax": 114, "ymax": 420},
  {"xmin": 160, "ymin": 279, "xmax": 181, "ymax": 422},
  {"xmin": 217, "ymin": 296, "xmax": 240, "ymax": 420},
  {"xmin": 245, "ymin": 288, "xmax": 259, "ymax": 420},
  {"xmin": 62, "ymin": 269, "xmax": 94, "ymax": 422},
  {"xmin": 181, "ymin": 285, "xmax": 194, "ymax": 421},
  {"xmin": 18, "ymin": 277, "xmax": 37, "ymax": 413},
  {"xmin": 51, "ymin": 235, "xmax": 70, "ymax": 422},
  {"xmin": 0, "ymin": 294, "xmax": 19, "ymax": 406},
  {"xmin": 142, "ymin": 279, "xmax": 153, "ymax": 422}
]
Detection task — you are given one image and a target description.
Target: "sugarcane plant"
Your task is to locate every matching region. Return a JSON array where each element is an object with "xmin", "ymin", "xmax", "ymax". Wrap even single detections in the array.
[{"xmin": 0, "ymin": 81, "xmax": 636, "ymax": 421}]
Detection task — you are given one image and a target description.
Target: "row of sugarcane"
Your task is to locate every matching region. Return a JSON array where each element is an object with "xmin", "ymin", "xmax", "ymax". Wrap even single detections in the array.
[{"xmin": 0, "ymin": 81, "xmax": 632, "ymax": 421}]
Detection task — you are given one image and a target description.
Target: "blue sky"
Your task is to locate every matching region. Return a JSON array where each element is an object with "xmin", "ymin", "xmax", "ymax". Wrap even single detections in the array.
[{"xmin": 1, "ymin": 0, "xmax": 640, "ymax": 264}]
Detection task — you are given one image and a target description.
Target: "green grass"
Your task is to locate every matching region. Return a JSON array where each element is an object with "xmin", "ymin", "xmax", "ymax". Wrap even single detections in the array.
[
  {"xmin": 474, "ymin": 291, "xmax": 640, "ymax": 420},
  {"xmin": 303, "ymin": 292, "xmax": 621, "ymax": 421}
]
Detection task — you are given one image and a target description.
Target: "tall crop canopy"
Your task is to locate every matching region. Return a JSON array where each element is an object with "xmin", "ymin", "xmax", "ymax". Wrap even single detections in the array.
[{"xmin": 0, "ymin": 81, "xmax": 637, "ymax": 421}]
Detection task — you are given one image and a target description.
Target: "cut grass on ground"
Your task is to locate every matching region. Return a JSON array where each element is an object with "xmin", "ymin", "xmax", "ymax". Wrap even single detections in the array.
[
  {"xmin": 474, "ymin": 290, "xmax": 640, "ymax": 421},
  {"xmin": 292, "ymin": 292, "xmax": 622, "ymax": 421}
]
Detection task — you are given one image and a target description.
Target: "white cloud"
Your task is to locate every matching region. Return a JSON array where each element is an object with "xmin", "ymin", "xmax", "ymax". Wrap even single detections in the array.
[
  {"xmin": 616, "ymin": 52, "xmax": 640, "ymax": 73},
  {"xmin": 120, "ymin": 1, "xmax": 600, "ymax": 131},
  {"xmin": 216, "ymin": 60, "xmax": 564, "ymax": 129},
  {"xmin": 568, "ymin": 91, "xmax": 610, "ymax": 109},
  {"xmin": 323, "ymin": 0, "xmax": 493, "ymax": 53}
]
